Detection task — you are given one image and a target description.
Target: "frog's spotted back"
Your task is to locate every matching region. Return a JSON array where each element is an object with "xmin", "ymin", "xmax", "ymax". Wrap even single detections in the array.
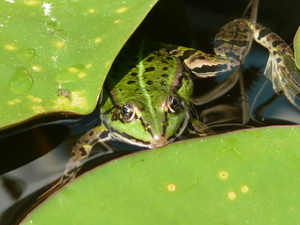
[{"xmin": 214, "ymin": 19, "xmax": 252, "ymax": 61}]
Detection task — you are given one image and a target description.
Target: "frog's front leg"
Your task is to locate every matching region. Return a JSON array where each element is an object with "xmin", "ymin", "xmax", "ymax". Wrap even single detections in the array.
[
  {"xmin": 41, "ymin": 122, "xmax": 113, "ymax": 197},
  {"xmin": 251, "ymin": 23, "xmax": 300, "ymax": 106}
]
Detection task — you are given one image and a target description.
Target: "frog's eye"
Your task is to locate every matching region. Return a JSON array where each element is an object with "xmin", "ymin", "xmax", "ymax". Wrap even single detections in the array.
[
  {"xmin": 167, "ymin": 95, "xmax": 181, "ymax": 114},
  {"xmin": 121, "ymin": 102, "xmax": 136, "ymax": 122}
]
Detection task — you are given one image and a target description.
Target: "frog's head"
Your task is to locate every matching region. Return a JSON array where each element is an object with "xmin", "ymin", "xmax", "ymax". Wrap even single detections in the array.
[{"xmin": 102, "ymin": 93, "xmax": 190, "ymax": 148}]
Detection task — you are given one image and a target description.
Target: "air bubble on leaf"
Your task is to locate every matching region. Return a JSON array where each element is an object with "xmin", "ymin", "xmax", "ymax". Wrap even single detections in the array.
[
  {"xmin": 16, "ymin": 47, "xmax": 36, "ymax": 61},
  {"xmin": 55, "ymin": 64, "xmax": 87, "ymax": 83},
  {"xmin": 10, "ymin": 67, "xmax": 33, "ymax": 94}
]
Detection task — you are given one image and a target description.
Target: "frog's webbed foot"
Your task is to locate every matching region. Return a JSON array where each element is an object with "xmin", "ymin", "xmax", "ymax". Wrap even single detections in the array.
[
  {"xmin": 252, "ymin": 24, "xmax": 300, "ymax": 107},
  {"xmin": 266, "ymin": 55, "xmax": 300, "ymax": 107},
  {"xmin": 187, "ymin": 117, "xmax": 214, "ymax": 136},
  {"xmin": 39, "ymin": 123, "xmax": 113, "ymax": 199}
]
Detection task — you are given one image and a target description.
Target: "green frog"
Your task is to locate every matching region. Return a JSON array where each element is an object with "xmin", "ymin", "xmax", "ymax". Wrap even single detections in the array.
[{"xmin": 43, "ymin": 1, "xmax": 300, "ymax": 196}]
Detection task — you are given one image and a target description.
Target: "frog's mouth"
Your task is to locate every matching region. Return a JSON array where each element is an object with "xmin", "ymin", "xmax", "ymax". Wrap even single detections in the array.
[
  {"xmin": 108, "ymin": 118, "xmax": 187, "ymax": 149},
  {"xmin": 147, "ymin": 114, "xmax": 190, "ymax": 148},
  {"xmin": 149, "ymin": 135, "xmax": 169, "ymax": 148}
]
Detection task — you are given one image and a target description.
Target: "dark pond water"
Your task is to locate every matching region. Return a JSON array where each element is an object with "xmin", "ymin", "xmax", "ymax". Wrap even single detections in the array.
[{"xmin": 1, "ymin": 0, "xmax": 300, "ymax": 224}]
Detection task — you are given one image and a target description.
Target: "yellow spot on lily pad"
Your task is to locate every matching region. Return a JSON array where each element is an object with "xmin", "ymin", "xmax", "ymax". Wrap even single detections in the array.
[
  {"xmin": 27, "ymin": 95, "xmax": 42, "ymax": 102},
  {"xmin": 52, "ymin": 96, "xmax": 72, "ymax": 110},
  {"xmin": 78, "ymin": 72, "xmax": 87, "ymax": 78},
  {"xmin": 71, "ymin": 91, "xmax": 87, "ymax": 108},
  {"xmin": 7, "ymin": 98, "xmax": 22, "ymax": 105},
  {"xmin": 52, "ymin": 90, "xmax": 87, "ymax": 110},
  {"xmin": 88, "ymin": 9, "xmax": 95, "ymax": 13},
  {"xmin": 53, "ymin": 41, "xmax": 65, "ymax": 49},
  {"xmin": 116, "ymin": 7, "xmax": 128, "ymax": 13},
  {"xmin": 227, "ymin": 191, "xmax": 237, "ymax": 200},
  {"xmin": 32, "ymin": 65, "xmax": 42, "ymax": 72},
  {"xmin": 55, "ymin": 64, "xmax": 86, "ymax": 83},
  {"xmin": 32, "ymin": 105, "xmax": 46, "ymax": 113},
  {"xmin": 4, "ymin": 44, "xmax": 17, "ymax": 51},
  {"xmin": 94, "ymin": 38, "xmax": 102, "ymax": 43},
  {"xmin": 240, "ymin": 185, "xmax": 250, "ymax": 193},
  {"xmin": 114, "ymin": 20, "xmax": 121, "ymax": 24},
  {"xmin": 218, "ymin": 170, "xmax": 228, "ymax": 180},
  {"xmin": 68, "ymin": 67, "xmax": 79, "ymax": 73},
  {"xmin": 167, "ymin": 183, "xmax": 176, "ymax": 192},
  {"xmin": 23, "ymin": 0, "xmax": 42, "ymax": 6},
  {"xmin": 86, "ymin": 64, "xmax": 92, "ymax": 69}
]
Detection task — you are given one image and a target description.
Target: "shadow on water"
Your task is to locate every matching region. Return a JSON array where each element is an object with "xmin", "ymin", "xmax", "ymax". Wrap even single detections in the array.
[{"xmin": 0, "ymin": 124, "xmax": 70, "ymax": 176}]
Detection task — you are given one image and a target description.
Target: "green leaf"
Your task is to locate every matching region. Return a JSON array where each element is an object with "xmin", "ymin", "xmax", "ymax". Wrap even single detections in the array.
[
  {"xmin": 0, "ymin": 0, "xmax": 158, "ymax": 129},
  {"xmin": 21, "ymin": 126, "xmax": 300, "ymax": 224},
  {"xmin": 294, "ymin": 26, "xmax": 300, "ymax": 70}
]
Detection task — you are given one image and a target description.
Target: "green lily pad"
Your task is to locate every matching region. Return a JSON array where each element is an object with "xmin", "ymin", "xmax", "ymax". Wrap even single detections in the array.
[
  {"xmin": 294, "ymin": 26, "xmax": 300, "ymax": 70},
  {"xmin": 0, "ymin": 0, "xmax": 158, "ymax": 129},
  {"xmin": 21, "ymin": 126, "xmax": 300, "ymax": 224}
]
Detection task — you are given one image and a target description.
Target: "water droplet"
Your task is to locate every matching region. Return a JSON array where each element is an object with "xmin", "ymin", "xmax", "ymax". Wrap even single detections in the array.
[
  {"xmin": 55, "ymin": 64, "xmax": 86, "ymax": 83},
  {"xmin": 10, "ymin": 67, "xmax": 33, "ymax": 94},
  {"xmin": 16, "ymin": 47, "xmax": 35, "ymax": 61}
]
